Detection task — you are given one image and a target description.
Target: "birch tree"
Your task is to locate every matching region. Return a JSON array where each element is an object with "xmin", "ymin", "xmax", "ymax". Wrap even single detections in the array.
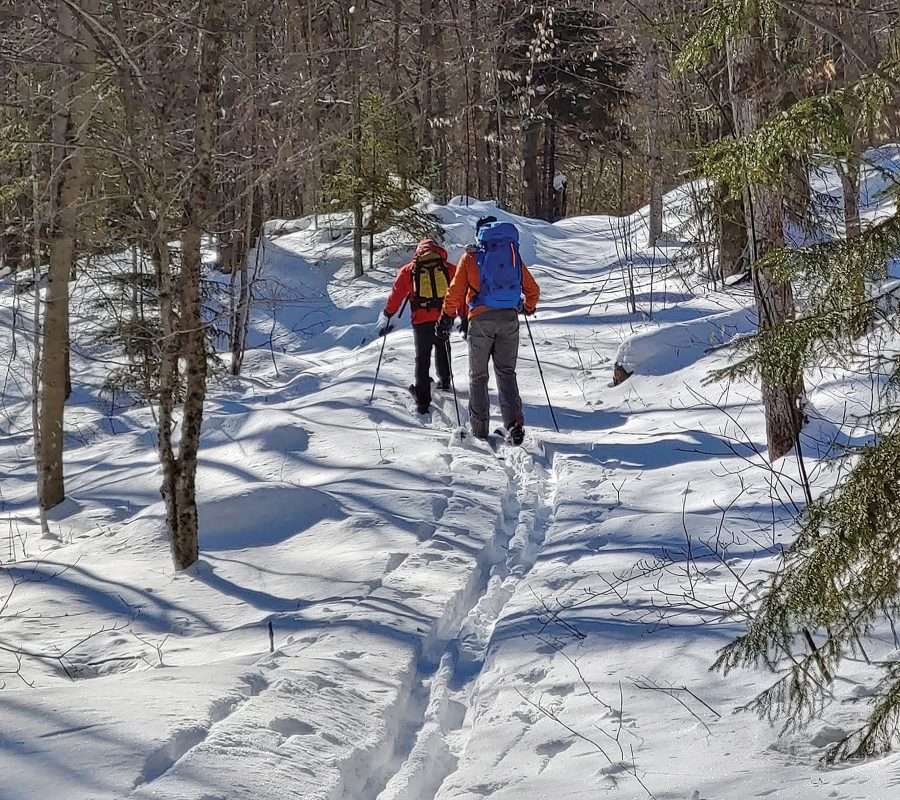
[{"xmin": 38, "ymin": 0, "xmax": 98, "ymax": 509}]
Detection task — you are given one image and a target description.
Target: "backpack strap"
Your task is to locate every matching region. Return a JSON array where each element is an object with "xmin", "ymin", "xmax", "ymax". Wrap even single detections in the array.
[{"xmin": 426, "ymin": 261, "xmax": 438, "ymax": 306}]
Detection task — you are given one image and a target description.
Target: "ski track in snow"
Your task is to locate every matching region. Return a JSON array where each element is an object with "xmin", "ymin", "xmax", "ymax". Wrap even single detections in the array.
[
  {"xmin": 368, "ymin": 434, "xmax": 558, "ymax": 800},
  {"xmin": 132, "ymin": 672, "xmax": 271, "ymax": 792}
]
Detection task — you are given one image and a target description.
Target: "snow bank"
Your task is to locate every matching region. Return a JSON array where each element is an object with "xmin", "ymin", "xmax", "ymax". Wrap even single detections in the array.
[{"xmin": 614, "ymin": 305, "xmax": 756, "ymax": 378}]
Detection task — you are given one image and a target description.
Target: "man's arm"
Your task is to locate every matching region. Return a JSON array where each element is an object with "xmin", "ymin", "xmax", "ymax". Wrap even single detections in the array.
[
  {"xmin": 522, "ymin": 264, "xmax": 540, "ymax": 313},
  {"xmin": 384, "ymin": 264, "xmax": 412, "ymax": 315},
  {"xmin": 442, "ymin": 253, "xmax": 473, "ymax": 318}
]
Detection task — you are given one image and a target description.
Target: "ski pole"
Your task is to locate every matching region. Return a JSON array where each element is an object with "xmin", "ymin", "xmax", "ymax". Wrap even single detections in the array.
[
  {"xmin": 523, "ymin": 312, "xmax": 560, "ymax": 433},
  {"xmin": 369, "ymin": 298, "xmax": 408, "ymax": 403},
  {"xmin": 369, "ymin": 333, "xmax": 389, "ymax": 404},
  {"xmin": 444, "ymin": 338, "xmax": 462, "ymax": 428}
]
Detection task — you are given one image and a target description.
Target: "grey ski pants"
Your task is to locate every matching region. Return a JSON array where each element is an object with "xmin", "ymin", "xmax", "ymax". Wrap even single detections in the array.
[{"xmin": 467, "ymin": 308, "xmax": 523, "ymax": 436}]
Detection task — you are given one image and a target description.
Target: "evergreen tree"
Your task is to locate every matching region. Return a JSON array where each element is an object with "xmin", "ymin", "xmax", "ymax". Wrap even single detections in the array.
[
  {"xmin": 325, "ymin": 93, "xmax": 436, "ymax": 254},
  {"xmin": 680, "ymin": 0, "xmax": 900, "ymax": 760}
]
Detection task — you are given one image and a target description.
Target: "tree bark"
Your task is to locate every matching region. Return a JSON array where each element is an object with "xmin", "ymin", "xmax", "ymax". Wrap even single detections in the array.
[
  {"xmin": 163, "ymin": 0, "xmax": 224, "ymax": 570},
  {"xmin": 523, "ymin": 120, "xmax": 541, "ymax": 218},
  {"xmin": 728, "ymin": 14, "xmax": 805, "ymax": 461},
  {"xmin": 646, "ymin": 43, "xmax": 663, "ymax": 246},
  {"xmin": 839, "ymin": 157, "xmax": 861, "ymax": 239},
  {"xmin": 418, "ymin": 0, "xmax": 434, "ymax": 182},
  {"xmin": 470, "ymin": 0, "xmax": 488, "ymax": 199},
  {"xmin": 348, "ymin": 2, "xmax": 364, "ymax": 276},
  {"xmin": 231, "ymin": 4, "xmax": 257, "ymax": 375},
  {"xmin": 391, "ymin": 0, "xmax": 402, "ymax": 102},
  {"xmin": 839, "ymin": 155, "xmax": 867, "ymax": 335},
  {"xmin": 717, "ymin": 185, "xmax": 747, "ymax": 281},
  {"xmin": 541, "ymin": 121, "xmax": 558, "ymax": 221},
  {"xmin": 39, "ymin": 0, "xmax": 97, "ymax": 509},
  {"xmin": 432, "ymin": 0, "xmax": 448, "ymax": 202}
]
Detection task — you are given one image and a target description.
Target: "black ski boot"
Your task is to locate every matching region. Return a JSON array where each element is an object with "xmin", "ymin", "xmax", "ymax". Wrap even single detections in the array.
[
  {"xmin": 409, "ymin": 384, "xmax": 430, "ymax": 415},
  {"xmin": 507, "ymin": 422, "xmax": 525, "ymax": 446}
]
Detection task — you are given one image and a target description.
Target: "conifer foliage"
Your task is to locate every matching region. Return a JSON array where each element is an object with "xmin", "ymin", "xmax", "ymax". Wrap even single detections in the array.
[{"xmin": 680, "ymin": 0, "xmax": 900, "ymax": 761}]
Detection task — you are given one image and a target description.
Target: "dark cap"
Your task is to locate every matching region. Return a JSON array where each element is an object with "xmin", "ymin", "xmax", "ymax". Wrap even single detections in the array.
[{"xmin": 475, "ymin": 215, "xmax": 498, "ymax": 233}]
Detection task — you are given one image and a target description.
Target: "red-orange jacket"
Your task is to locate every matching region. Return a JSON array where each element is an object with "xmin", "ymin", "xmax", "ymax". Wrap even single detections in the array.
[{"xmin": 384, "ymin": 255, "xmax": 460, "ymax": 325}]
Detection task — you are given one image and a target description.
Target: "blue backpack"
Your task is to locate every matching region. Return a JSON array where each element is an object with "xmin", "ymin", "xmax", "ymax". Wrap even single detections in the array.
[{"xmin": 472, "ymin": 222, "xmax": 523, "ymax": 310}]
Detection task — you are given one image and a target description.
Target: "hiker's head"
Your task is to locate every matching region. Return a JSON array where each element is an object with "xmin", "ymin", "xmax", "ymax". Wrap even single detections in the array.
[
  {"xmin": 475, "ymin": 215, "xmax": 497, "ymax": 233},
  {"xmin": 415, "ymin": 239, "xmax": 445, "ymax": 259}
]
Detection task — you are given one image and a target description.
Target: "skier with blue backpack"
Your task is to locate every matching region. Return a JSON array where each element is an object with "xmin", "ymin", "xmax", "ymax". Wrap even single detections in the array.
[{"xmin": 436, "ymin": 216, "xmax": 540, "ymax": 444}]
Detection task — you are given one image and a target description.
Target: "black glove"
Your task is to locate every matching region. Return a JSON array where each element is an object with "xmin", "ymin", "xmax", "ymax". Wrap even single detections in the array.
[
  {"xmin": 458, "ymin": 316, "xmax": 469, "ymax": 339},
  {"xmin": 435, "ymin": 314, "xmax": 454, "ymax": 341}
]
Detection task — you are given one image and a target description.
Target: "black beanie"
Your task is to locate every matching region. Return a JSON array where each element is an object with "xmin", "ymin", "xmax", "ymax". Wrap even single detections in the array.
[{"xmin": 476, "ymin": 215, "xmax": 497, "ymax": 232}]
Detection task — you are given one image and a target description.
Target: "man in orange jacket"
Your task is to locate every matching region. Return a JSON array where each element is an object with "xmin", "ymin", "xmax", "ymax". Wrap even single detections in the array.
[
  {"xmin": 436, "ymin": 217, "xmax": 539, "ymax": 444},
  {"xmin": 379, "ymin": 239, "xmax": 462, "ymax": 414}
]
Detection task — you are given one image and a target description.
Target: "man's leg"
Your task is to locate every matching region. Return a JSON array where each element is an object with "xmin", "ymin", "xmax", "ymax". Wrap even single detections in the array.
[
  {"xmin": 412, "ymin": 323, "xmax": 433, "ymax": 410},
  {"xmin": 434, "ymin": 324, "xmax": 451, "ymax": 389},
  {"xmin": 492, "ymin": 310, "xmax": 524, "ymax": 429},
  {"xmin": 467, "ymin": 314, "xmax": 494, "ymax": 437}
]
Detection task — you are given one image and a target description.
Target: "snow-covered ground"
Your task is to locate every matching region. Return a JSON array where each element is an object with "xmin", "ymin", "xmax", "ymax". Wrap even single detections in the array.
[{"xmin": 2, "ymin": 165, "xmax": 900, "ymax": 799}]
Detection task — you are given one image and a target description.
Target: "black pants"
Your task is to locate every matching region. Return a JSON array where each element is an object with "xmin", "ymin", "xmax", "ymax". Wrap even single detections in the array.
[{"xmin": 413, "ymin": 321, "xmax": 450, "ymax": 407}]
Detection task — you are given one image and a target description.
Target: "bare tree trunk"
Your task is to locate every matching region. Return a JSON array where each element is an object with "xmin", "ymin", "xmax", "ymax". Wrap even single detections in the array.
[
  {"xmin": 30, "ymin": 137, "xmax": 50, "ymax": 536},
  {"xmin": 348, "ymin": 2, "xmax": 364, "ymax": 276},
  {"xmin": 432, "ymin": 2, "xmax": 448, "ymax": 202},
  {"xmin": 717, "ymin": 185, "xmax": 747, "ymax": 281},
  {"xmin": 419, "ymin": 0, "xmax": 434, "ymax": 182},
  {"xmin": 231, "ymin": 5, "xmax": 257, "ymax": 375},
  {"xmin": 230, "ymin": 195, "xmax": 252, "ymax": 375},
  {"xmin": 523, "ymin": 120, "xmax": 541, "ymax": 218},
  {"xmin": 839, "ymin": 157, "xmax": 861, "ymax": 239},
  {"xmin": 470, "ymin": 0, "xmax": 488, "ymax": 198},
  {"xmin": 305, "ymin": 0, "xmax": 322, "ymax": 222},
  {"xmin": 492, "ymin": 2, "xmax": 506, "ymax": 206},
  {"xmin": 155, "ymin": 236, "xmax": 179, "ymax": 562},
  {"xmin": 39, "ymin": 0, "xmax": 97, "ymax": 509},
  {"xmin": 492, "ymin": 85, "xmax": 504, "ymax": 207},
  {"xmin": 839, "ymin": 155, "xmax": 867, "ymax": 334},
  {"xmin": 728, "ymin": 17, "xmax": 804, "ymax": 461},
  {"xmin": 391, "ymin": 0, "xmax": 402, "ymax": 101},
  {"xmin": 646, "ymin": 43, "xmax": 663, "ymax": 246},
  {"xmin": 541, "ymin": 122, "xmax": 553, "ymax": 220},
  {"xmin": 162, "ymin": 0, "xmax": 224, "ymax": 570}
]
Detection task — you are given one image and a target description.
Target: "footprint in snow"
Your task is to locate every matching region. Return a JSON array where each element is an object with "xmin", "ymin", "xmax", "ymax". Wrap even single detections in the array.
[
  {"xmin": 810, "ymin": 724, "xmax": 848, "ymax": 747},
  {"xmin": 536, "ymin": 737, "xmax": 574, "ymax": 774},
  {"xmin": 518, "ymin": 665, "xmax": 549, "ymax": 685},
  {"xmin": 307, "ymin": 674, "xmax": 339, "ymax": 690},
  {"xmin": 431, "ymin": 495, "xmax": 450, "ymax": 519},
  {"xmin": 335, "ymin": 650, "xmax": 363, "ymax": 660},
  {"xmin": 269, "ymin": 716, "xmax": 316, "ymax": 737},
  {"xmin": 535, "ymin": 738, "xmax": 574, "ymax": 758}
]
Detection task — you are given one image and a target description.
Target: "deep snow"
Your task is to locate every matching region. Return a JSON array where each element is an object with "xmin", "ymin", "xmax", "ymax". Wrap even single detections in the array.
[{"xmin": 2, "ymin": 153, "xmax": 900, "ymax": 799}]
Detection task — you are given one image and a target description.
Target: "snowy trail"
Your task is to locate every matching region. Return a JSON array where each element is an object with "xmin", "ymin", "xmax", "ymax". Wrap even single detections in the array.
[
  {"xmin": 371, "ymin": 435, "xmax": 558, "ymax": 800},
  {"xmin": 4, "ymin": 190, "xmax": 900, "ymax": 799}
]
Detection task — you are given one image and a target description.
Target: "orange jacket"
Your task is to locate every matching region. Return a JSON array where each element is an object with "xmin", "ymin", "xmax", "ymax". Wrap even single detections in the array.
[
  {"xmin": 384, "ymin": 259, "xmax": 459, "ymax": 325},
  {"xmin": 442, "ymin": 249, "xmax": 540, "ymax": 320}
]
